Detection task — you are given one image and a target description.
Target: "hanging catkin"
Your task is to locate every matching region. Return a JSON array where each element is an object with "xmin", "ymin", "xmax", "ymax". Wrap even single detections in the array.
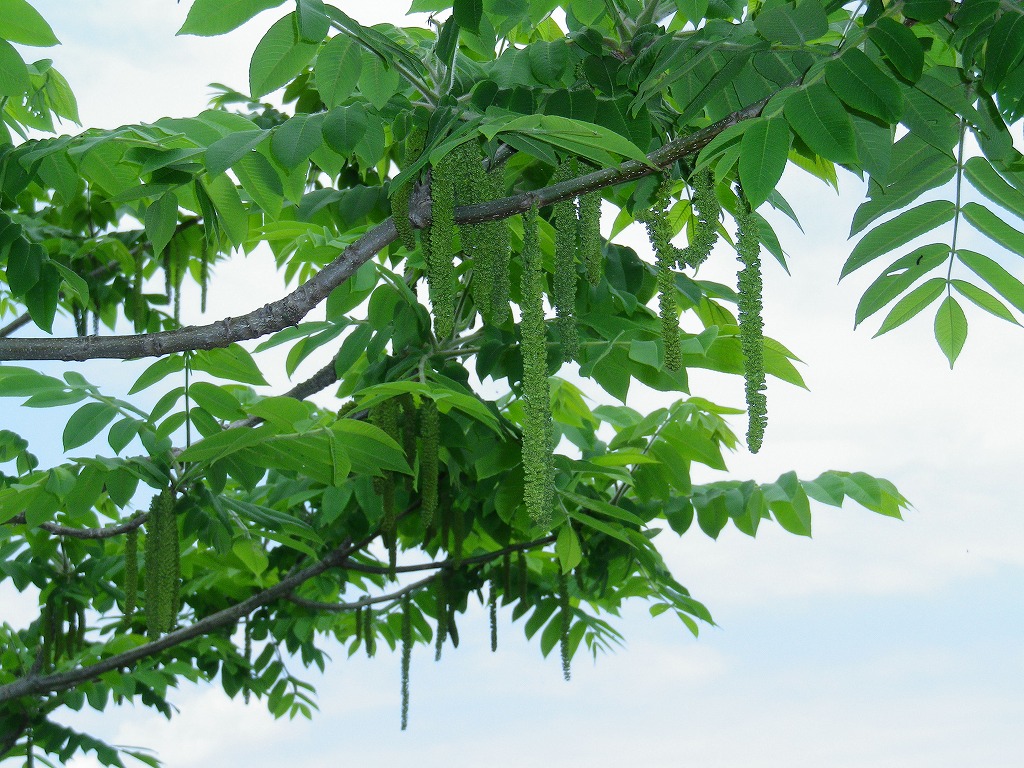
[
  {"xmin": 681, "ymin": 168, "xmax": 720, "ymax": 269},
  {"xmin": 519, "ymin": 205, "xmax": 555, "ymax": 526},
  {"xmin": 552, "ymin": 160, "xmax": 580, "ymax": 361},
  {"xmin": 735, "ymin": 189, "xmax": 768, "ymax": 453},
  {"xmin": 144, "ymin": 489, "xmax": 179, "ymax": 637},
  {"xmin": 434, "ymin": 573, "xmax": 448, "ymax": 661},
  {"xmin": 392, "ymin": 126, "xmax": 425, "ymax": 251},
  {"xmin": 418, "ymin": 399, "xmax": 440, "ymax": 528},
  {"xmin": 578, "ymin": 190, "xmax": 603, "ymax": 286},
  {"xmin": 488, "ymin": 578, "xmax": 498, "ymax": 652},
  {"xmin": 400, "ymin": 593, "xmax": 412, "ymax": 730},
  {"xmin": 639, "ymin": 188, "xmax": 683, "ymax": 372},
  {"xmin": 426, "ymin": 153, "xmax": 457, "ymax": 339},
  {"xmin": 559, "ymin": 571, "xmax": 572, "ymax": 681}
]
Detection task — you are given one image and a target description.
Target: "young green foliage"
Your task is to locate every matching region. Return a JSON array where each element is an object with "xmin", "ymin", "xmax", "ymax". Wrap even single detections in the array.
[
  {"xmin": 736, "ymin": 189, "xmax": 768, "ymax": 453},
  {"xmin": 552, "ymin": 159, "xmax": 580, "ymax": 361},
  {"xmin": 520, "ymin": 204, "xmax": 555, "ymax": 526}
]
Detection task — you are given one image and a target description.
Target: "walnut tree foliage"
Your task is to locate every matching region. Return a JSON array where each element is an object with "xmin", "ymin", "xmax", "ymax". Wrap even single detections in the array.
[{"xmin": 1, "ymin": 0, "xmax": 1022, "ymax": 763}]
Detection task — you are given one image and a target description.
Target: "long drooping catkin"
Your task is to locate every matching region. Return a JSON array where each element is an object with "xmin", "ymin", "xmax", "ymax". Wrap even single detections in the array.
[{"xmin": 735, "ymin": 189, "xmax": 767, "ymax": 453}]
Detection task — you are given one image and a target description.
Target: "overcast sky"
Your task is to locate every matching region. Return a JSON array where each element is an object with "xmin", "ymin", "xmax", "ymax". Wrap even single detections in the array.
[{"xmin": 8, "ymin": 2, "xmax": 1024, "ymax": 766}]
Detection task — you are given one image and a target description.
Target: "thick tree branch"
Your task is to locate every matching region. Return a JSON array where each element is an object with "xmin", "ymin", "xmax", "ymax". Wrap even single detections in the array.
[
  {"xmin": 0, "ymin": 537, "xmax": 361, "ymax": 705},
  {"xmin": 3, "ymin": 512, "xmax": 146, "ymax": 540},
  {"xmin": 0, "ymin": 97, "xmax": 767, "ymax": 363}
]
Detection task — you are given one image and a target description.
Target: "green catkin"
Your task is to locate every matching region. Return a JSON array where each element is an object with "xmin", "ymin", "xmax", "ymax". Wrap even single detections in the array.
[
  {"xmin": 427, "ymin": 153, "xmax": 457, "ymax": 339},
  {"xmin": 41, "ymin": 600, "xmax": 55, "ymax": 667},
  {"xmin": 453, "ymin": 142, "xmax": 497, "ymax": 322},
  {"xmin": 399, "ymin": 395, "xmax": 418, "ymax": 494},
  {"xmin": 735, "ymin": 189, "xmax": 768, "ymax": 453},
  {"xmin": 123, "ymin": 527, "xmax": 138, "ymax": 625},
  {"xmin": 354, "ymin": 605, "xmax": 363, "ymax": 645},
  {"xmin": 163, "ymin": 250, "xmax": 172, "ymax": 303},
  {"xmin": 552, "ymin": 160, "xmax": 580, "ymax": 362},
  {"xmin": 434, "ymin": 574, "xmax": 448, "ymax": 661},
  {"xmin": 519, "ymin": 204, "xmax": 555, "ymax": 526},
  {"xmin": 451, "ymin": 507, "xmax": 464, "ymax": 568},
  {"xmin": 559, "ymin": 572, "xmax": 571, "ymax": 681},
  {"xmin": 365, "ymin": 604, "xmax": 375, "ymax": 658},
  {"xmin": 485, "ymin": 169, "xmax": 512, "ymax": 324},
  {"xmin": 92, "ymin": 310, "xmax": 99, "ymax": 336},
  {"xmin": 488, "ymin": 578, "xmax": 498, "ymax": 652},
  {"xmin": 144, "ymin": 489, "xmax": 178, "ymax": 637},
  {"xmin": 392, "ymin": 127, "xmax": 426, "ymax": 251},
  {"xmin": 400, "ymin": 594, "xmax": 412, "ymax": 731},
  {"xmin": 639, "ymin": 188, "xmax": 683, "ymax": 372},
  {"xmin": 65, "ymin": 601, "xmax": 77, "ymax": 655},
  {"xmin": 77, "ymin": 604, "xmax": 86, "ymax": 650},
  {"xmin": 682, "ymin": 168, "xmax": 720, "ymax": 270},
  {"xmin": 418, "ymin": 399, "xmax": 440, "ymax": 528},
  {"xmin": 578, "ymin": 190, "xmax": 603, "ymax": 286},
  {"xmin": 72, "ymin": 306, "xmax": 85, "ymax": 337}
]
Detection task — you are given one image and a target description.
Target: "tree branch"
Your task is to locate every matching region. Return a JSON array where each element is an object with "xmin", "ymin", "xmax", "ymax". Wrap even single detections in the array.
[
  {"xmin": 3, "ymin": 512, "xmax": 146, "ymax": 540},
  {"xmin": 0, "ymin": 97, "xmax": 768, "ymax": 363},
  {"xmin": 0, "ymin": 536, "xmax": 362, "ymax": 705},
  {"xmin": 288, "ymin": 534, "xmax": 556, "ymax": 612}
]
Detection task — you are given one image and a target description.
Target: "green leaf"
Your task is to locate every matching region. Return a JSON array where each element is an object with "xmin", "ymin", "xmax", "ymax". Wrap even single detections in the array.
[
  {"xmin": 738, "ymin": 117, "xmax": 791, "ymax": 209},
  {"xmin": 5, "ymin": 238, "xmax": 41, "ymax": 297},
  {"xmin": 130, "ymin": 354, "xmax": 185, "ymax": 394},
  {"xmin": 950, "ymin": 280, "xmax": 1020, "ymax": 324},
  {"xmin": 983, "ymin": 11, "xmax": 1024, "ymax": 92},
  {"xmin": 322, "ymin": 105, "xmax": 368, "ymax": 157},
  {"xmin": 869, "ymin": 17, "xmax": 924, "ymax": 82},
  {"xmin": 854, "ymin": 243, "xmax": 950, "ymax": 326},
  {"xmin": 24, "ymin": 263, "xmax": 59, "ymax": 332},
  {"xmin": 205, "ymin": 129, "xmax": 268, "ymax": 176},
  {"xmin": 295, "ymin": 0, "xmax": 329, "ymax": 42},
  {"xmin": 63, "ymin": 402, "xmax": 118, "ymax": 451},
  {"xmin": 528, "ymin": 40, "xmax": 570, "ymax": 87},
  {"xmin": 188, "ymin": 382, "xmax": 247, "ymax": 420},
  {"xmin": 903, "ymin": 0, "xmax": 953, "ymax": 22},
  {"xmin": 191, "ymin": 345, "xmax": 269, "ymax": 386},
  {"xmin": 842, "ymin": 200, "xmax": 955, "ymax": 278},
  {"xmin": 177, "ymin": 424, "xmax": 277, "ymax": 463},
  {"xmin": 961, "ymin": 202, "xmax": 1024, "ymax": 257},
  {"xmin": 203, "ymin": 175, "xmax": 248, "ymax": 247},
  {"xmin": 315, "ymin": 34, "xmax": 363, "ymax": 109},
  {"xmin": 0, "ymin": 0, "xmax": 59, "ymax": 46},
  {"xmin": 145, "ymin": 191, "xmax": 179, "ymax": 257},
  {"xmin": 453, "ymin": 0, "xmax": 483, "ymax": 35},
  {"xmin": 179, "ymin": 0, "xmax": 286, "ymax": 36},
  {"xmin": 556, "ymin": 523, "xmax": 583, "ymax": 574},
  {"xmin": 271, "ymin": 112, "xmax": 325, "ymax": 168},
  {"xmin": 873, "ymin": 277, "xmax": 946, "ymax": 336},
  {"xmin": 963, "ymin": 156, "xmax": 1024, "ymax": 216},
  {"xmin": 486, "ymin": 114, "xmax": 654, "ymax": 168},
  {"xmin": 753, "ymin": 0, "xmax": 828, "ymax": 45},
  {"xmin": 49, "ymin": 261, "xmax": 91, "ymax": 307},
  {"xmin": 0, "ymin": 39, "xmax": 29, "ymax": 97},
  {"xmin": 957, "ymin": 249, "xmax": 1024, "ymax": 313},
  {"xmin": 934, "ymin": 295, "xmax": 967, "ymax": 367},
  {"xmin": 233, "ymin": 538, "xmax": 269, "ymax": 575},
  {"xmin": 234, "ymin": 151, "xmax": 284, "ymax": 216},
  {"xmin": 357, "ymin": 53, "xmax": 401, "ymax": 111},
  {"xmin": 107, "ymin": 417, "xmax": 142, "ymax": 454},
  {"xmin": 825, "ymin": 48, "xmax": 904, "ymax": 124},
  {"xmin": 249, "ymin": 13, "xmax": 319, "ymax": 98},
  {"xmin": 783, "ymin": 83, "xmax": 858, "ymax": 165}
]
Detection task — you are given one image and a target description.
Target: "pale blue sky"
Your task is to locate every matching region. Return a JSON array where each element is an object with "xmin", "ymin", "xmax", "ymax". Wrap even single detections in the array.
[{"xmin": 7, "ymin": 2, "xmax": 1024, "ymax": 766}]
